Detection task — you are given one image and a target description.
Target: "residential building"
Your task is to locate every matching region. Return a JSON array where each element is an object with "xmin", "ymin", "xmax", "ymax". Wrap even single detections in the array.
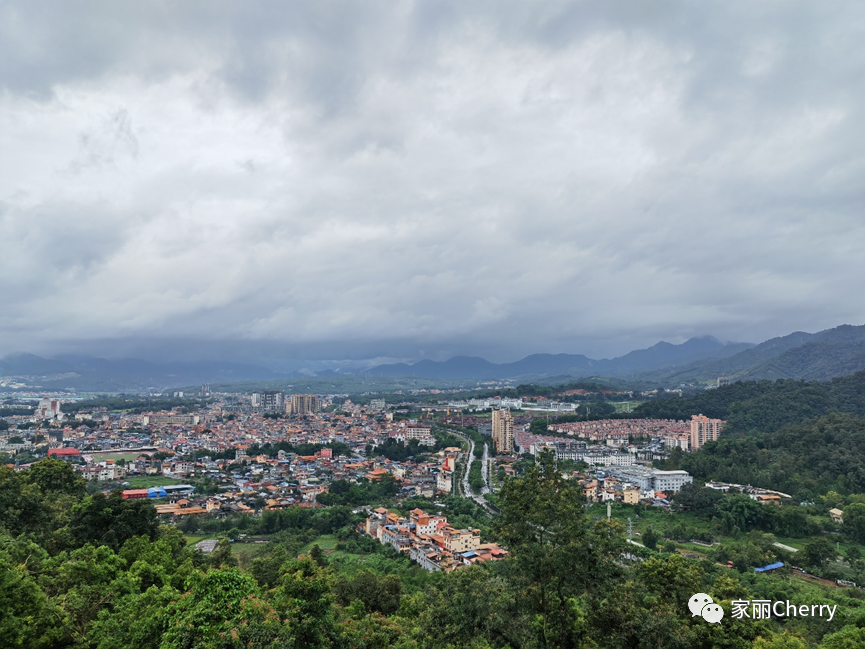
[
  {"xmin": 689, "ymin": 414, "xmax": 722, "ymax": 450},
  {"xmin": 289, "ymin": 394, "xmax": 321, "ymax": 415},
  {"xmin": 253, "ymin": 390, "xmax": 284, "ymax": 413},
  {"xmin": 491, "ymin": 408, "xmax": 514, "ymax": 454},
  {"xmin": 623, "ymin": 487, "xmax": 640, "ymax": 505},
  {"xmin": 436, "ymin": 471, "xmax": 453, "ymax": 493},
  {"xmin": 442, "ymin": 527, "xmax": 481, "ymax": 553}
]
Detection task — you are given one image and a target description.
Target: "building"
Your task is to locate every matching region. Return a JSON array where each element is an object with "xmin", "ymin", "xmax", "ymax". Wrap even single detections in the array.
[
  {"xmin": 607, "ymin": 466, "xmax": 693, "ymax": 494},
  {"xmin": 410, "ymin": 508, "xmax": 447, "ymax": 535},
  {"xmin": 47, "ymin": 447, "xmax": 81, "ymax": 460},
  {"xmin": 35, "ymin": 397, "xmax": 62, "ymax": 419},
  {"xmin": 395, "ymin": 423, "xmax": 436, "ymax": 446},
  {"xmin": 289, "ymin": 394, "xmax": 321, "ymax": 415},
  {"xmin": 623, "ymin": 487, "xmax": 640, "ymax": 505},
  {"xmin": 689, "ymin": 414, "xmax": 723, "ymax": 450},
  {"xmin": 442, "ymin": 527, "xmax": 481, "ymax": 553},
  {"xmin": 368, "ymin": 399, "xmax": 386, "ymax": 411},
  {"xmin": 253, "ymin": 390, "xmax": 284, "ymax": 413},
  {"xmin": 436, "ymin": 471, "xmax": 453, "ymax": 493},
  {"xmin": 652, "ymin": 470, "xmax": 693, "ymax": 493},
  {"xmin": 142, "ymin": 414, "xmax": 201, "ymax": 426},
  {"xmin": 492, "ymin": 409, "xmax": 514, "ymax": 454}
]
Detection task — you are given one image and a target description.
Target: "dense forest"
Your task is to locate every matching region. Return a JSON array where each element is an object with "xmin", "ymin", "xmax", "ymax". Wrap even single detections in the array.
[{"xmin": 4, "ymin": 456, "xmax": 865, "ymax": 647}]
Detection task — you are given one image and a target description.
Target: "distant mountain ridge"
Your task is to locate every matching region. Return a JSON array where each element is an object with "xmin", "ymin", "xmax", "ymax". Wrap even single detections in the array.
[
  {"xmin": 634, "ymin": 324, "xmax": 865, "ymax": 384},
  {"xmin": 366, "ymin": 336, "xmax": 751, "ymax": 380},
  {"xmin": 0, "ymin": 353, "xmax": 283, "ymax": 391},
  {"xmin": 4, "ymin": 324, "xmax": 864, "ymax": 390}
]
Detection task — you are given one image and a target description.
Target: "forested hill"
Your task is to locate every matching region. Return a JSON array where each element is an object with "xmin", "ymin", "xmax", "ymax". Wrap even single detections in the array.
[
  {"xmin": 634, "ymin": 370, "xmax": 865, "ymax": 436},
  {"xmin": 638, "ymin": 370, "xmax": 865, "ymax": 496}
]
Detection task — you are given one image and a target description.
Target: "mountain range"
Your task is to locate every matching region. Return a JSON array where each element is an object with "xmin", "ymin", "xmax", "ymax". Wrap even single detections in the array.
[
  {"xmin": 3, "ymin": 324, "xmax": 865, "ymax": 391},
  {"xmin": 366, "ymin": 325, "xmax": 865, "ymax": 383},
  {"xmin": 365, "ymin": 336, "xmax": 752, "ymax": 380}
]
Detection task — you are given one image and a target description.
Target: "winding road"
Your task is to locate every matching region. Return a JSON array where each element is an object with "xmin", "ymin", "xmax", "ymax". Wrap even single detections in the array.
[{"xmin": 449, "ymin": 428, "xmax": 494, "ymax": 511}]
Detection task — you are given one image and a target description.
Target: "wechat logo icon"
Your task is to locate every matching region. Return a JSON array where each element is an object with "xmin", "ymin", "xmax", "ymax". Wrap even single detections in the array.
[{"xmin": 689, "ymin": 593, "xmax": 724, "ymax": 624}]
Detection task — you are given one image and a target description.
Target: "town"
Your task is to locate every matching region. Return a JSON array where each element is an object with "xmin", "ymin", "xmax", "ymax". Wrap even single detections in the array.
[{"xmin": 0, "ymin": 388, "xmax": 751, "ymax": 573}]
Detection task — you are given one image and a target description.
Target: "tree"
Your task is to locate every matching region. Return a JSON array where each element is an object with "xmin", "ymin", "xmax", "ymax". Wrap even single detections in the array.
[
  {"xmin": 801, "ymin": 537, "xmax": 836, "ymax": 568},
  {"xmin": 843, "ymin": 503, "xmax": 865, "ymax": 543},
  {"xmin": 66, "ymin": 492, "xmax": 158, "ymax": 551},
  {"xmin": 495, "ymin": 450, "xmax": 626, "ymax": 647},
  {"xmin": 672, "ymin": 482, "xmax": 722, "ymax": 517},
  {"xmin": 161, "ymin": 567, "xmax": 284, "ymax": 649},
  {"xmin": 0, "ymin": 555, "xmax": 61, "ymax": 647},
  {"xmin": 27, "ymin": 458, "xmax": 87, "ymax": 499},
  {"xmin": 335, "ymin": 570, "xmax": 402, "ymax": 615},
  {"xmin": 642, "ymin": 527, "xmax": 659, "ymax": 550},
  {"xmin": 819, "ymin": 625, "xmax": 865, "ymax": 649},
  {"xmin": 271, "ymin": 555, "xmax": 338, "ymax": 647}
]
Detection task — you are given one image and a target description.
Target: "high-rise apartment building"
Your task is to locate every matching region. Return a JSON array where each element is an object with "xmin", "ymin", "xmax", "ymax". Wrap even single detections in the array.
[
  {"xmin": 491, "ymin": 408, "xmax": 514, "ymax": 454},
  {"xmin": 252, "ymin": 390, "xmax": 284, "ymax": 413},
  {"xmin": 689, "ymin": 414, "xmax": 722, "ymax": 450},
  {"xmin": 289, "ymin": 394, "xmax": 321, "ymax": 415}
]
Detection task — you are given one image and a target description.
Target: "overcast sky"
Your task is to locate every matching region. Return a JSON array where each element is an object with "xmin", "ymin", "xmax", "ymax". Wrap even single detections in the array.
[{"xmin": 2, "ymin": 1, "xmax": 864, "ymax": 366}]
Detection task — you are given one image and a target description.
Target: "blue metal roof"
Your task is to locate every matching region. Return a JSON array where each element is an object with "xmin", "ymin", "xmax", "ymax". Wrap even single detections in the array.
[{"xmin": 755, "ymin": 561, "xmax": 784, "ymax": 572}]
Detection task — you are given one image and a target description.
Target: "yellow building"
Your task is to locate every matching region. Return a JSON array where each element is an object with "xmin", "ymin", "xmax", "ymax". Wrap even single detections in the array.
[
  {"xmin": 623, "ymin": 487, "xmax": 640, "ymax": 505},
  {"xmin": 442, "ymin": 527, "xmax": 481, "ymax": 553}
]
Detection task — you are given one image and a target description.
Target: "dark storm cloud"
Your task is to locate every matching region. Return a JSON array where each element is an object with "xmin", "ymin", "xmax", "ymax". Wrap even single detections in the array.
[{"xmin": 2, "ymin": 1, "xmax": 865, "ymax": 362}]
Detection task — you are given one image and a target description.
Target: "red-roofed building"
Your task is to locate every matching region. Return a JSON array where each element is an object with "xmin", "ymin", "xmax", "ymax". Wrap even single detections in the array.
[{"xmin": 48, "ymin": 448, "xmax": 81, "ymax": 458}]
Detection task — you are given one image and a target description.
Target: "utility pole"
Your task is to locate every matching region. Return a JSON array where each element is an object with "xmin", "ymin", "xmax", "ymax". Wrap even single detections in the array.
[{"xmin": 628, "ymin": 517, "xmax": 633, "ymax": 542}]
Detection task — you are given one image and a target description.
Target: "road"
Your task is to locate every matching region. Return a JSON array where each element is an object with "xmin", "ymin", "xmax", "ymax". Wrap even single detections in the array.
[
  {"xmin": 448, "ymin": 428, "xmax": 495, "ymax": 512},
  {"xmin": 480, "ymin": 441, "xmax": 490, "ymax": 495},
  {"xmin": 460, "ymin": 436, "xmax": 474, "ymax": 496}
]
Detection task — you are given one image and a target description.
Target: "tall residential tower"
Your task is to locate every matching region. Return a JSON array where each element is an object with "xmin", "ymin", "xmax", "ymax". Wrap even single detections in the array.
[{"xmin": 492, "ymin": 408, "xmax": 514, "ymax": 454}]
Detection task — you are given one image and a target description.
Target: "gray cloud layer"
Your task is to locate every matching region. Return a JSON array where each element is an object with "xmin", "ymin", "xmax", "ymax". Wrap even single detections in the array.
[{"xmin": 2, "ymin": 1, "xmax": 864, "ymax": 362}]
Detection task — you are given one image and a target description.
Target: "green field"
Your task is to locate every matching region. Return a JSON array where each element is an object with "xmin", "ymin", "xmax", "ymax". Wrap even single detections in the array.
[
  {"xmin": 121, "ymin": 476, "xmax": 186, "ymax": 488},
  {"xmin": 297, "ymin": 534, "xmax": 339, "ymax": 554},
  {"xmin": 230, "ymin": 542, "xmax": 271, "ymax": 568}
]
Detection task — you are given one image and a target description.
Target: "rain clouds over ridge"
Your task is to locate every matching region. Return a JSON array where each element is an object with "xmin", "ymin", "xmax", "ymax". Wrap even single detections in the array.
[{"xmin": 2, "ymin": 1, "xmax": 865, "ymax": 363}]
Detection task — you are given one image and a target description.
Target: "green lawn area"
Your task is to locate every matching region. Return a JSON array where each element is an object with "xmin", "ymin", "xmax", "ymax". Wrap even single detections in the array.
[
  {"xmin": 121, "ymin": 476, "xmax": 186, "ymax": 488},
  {"xmin": 611, "ymin": 401, "xmax": 642, "ymax": 413},
  {"xmin": 297, "ymin": 534, "xmax": 339, "ymax": 555}
]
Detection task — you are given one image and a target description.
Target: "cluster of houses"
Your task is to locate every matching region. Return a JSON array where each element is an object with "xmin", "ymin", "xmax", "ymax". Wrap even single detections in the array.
[
  {"xmin": 548, "ymin": 418, "xmax": 689, "ymax": 445},
  {"xmin": 580, "ymin": 466, "xmax": 694, "ymax": 507},
  {"xmin": 361, "ymin": 507, "xmax": 508, "ymax": 572}
]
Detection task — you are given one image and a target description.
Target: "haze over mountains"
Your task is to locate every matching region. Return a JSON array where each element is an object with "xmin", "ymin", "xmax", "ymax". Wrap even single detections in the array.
[
  {"xmin": 2, "ymin": 324, "xmax": 865, "ymax": 391},
  {"xmin": 365, "ymin": 336, "xmax": 753, "ymax": 380}
]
